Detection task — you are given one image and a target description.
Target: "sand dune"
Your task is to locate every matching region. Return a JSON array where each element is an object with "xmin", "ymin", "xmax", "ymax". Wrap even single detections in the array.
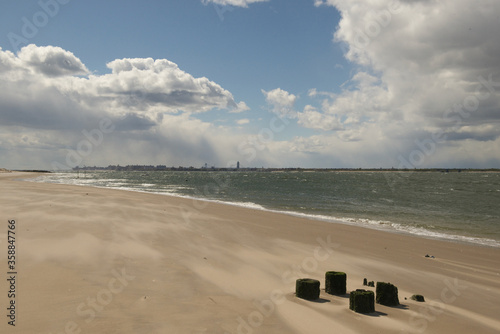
[{"xmin": 1, "ymin": 172, "xmax": 499, "ymax": 333}]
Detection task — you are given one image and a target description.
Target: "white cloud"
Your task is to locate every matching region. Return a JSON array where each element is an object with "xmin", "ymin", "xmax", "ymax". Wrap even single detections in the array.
[
  {"xmin": 236, "ymin": 118, "xmax": 250, "ymax": 125},
  {"xmin": 297, "ymin": 0, "xmax": 500, "ymax": 167},
  {"xmin": 17, "ymin": 44, "xmax": 89, "ymax": 77},
  {"xmin": 297, "ymin": 105, "xmax": 343, "ymax": 131},
  {"xmin": 233, "ymin": 101, "xmax": 250, "ymax": 113},
  {"xmin": 262, "ymin": 88, "xmax": 297, "ymax": 118},
  {"xmin": 0, "ymin": 45, "xmax": 251, "ymax": 169},
  {"xmin": 201, "ymin": 0, "xmax": 269, "ymax": 8},
  {"xmin": 71, "ymin": 57, "xmax": 245, "ymax": 115},
  {"xmin": 307, "ymin": 88, "xmax": 335, "ymax": 99}
]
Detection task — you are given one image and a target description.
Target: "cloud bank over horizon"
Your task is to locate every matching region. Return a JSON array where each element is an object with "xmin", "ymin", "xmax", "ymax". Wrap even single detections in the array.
[
  {"xmin": 0, "ymin": 45, "xmax": 251, "ymax": 170},
  {"xmin": 1, "ymin": 0, "xmax": 500, "ymax": 170},
  {"xmin": 278, "ymin": 0, "xmax": 500, "ymax": 168}
]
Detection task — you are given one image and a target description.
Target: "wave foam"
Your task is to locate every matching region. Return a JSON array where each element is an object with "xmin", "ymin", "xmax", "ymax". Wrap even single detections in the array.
[{"xmin": 32, "ymin": 173, "xmax": 500, "ymax": 248}]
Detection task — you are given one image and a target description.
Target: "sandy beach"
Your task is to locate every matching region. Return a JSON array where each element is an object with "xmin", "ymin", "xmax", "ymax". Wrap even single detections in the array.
[{"xmin": 1, "ymin": 172, "xmax": 500, "ymax": 334}]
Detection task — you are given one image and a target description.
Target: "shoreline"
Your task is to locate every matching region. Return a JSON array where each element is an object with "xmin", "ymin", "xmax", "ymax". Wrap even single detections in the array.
[
  {"xmin": 30, "ymin": 171, "xmax": 500, "ymax": 249},
  {"xmin": 2, "ymin": 172, "xmax": 500, "ymax": 333}
]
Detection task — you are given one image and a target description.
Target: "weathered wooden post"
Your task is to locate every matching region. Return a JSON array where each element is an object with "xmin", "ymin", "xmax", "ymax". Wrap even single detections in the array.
[
  {"xmin": 349, "ymin": 289, "xmax": 375, "ymax": 313},
  {"xmin": 376, "ymin": 282, "xmax": 399, "ymax": 306},
  {"xmin": 325, "ymin": 271, "xmax": 347, "ymax": 295},
  {"xmin": 296, "ymin": 278, "xmax": 320, "ymax": 301}
]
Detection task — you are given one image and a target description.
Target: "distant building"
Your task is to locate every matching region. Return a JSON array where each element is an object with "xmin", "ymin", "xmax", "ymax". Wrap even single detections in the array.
[{"xmin": 237, "ymin": 161, "xmax": 240, "ymax": 169}]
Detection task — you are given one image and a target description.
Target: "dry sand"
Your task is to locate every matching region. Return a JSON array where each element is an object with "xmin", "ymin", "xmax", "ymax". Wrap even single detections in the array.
[{"xmin": 1, "ymin": 172, "xmax": 499, "ymax": 334}]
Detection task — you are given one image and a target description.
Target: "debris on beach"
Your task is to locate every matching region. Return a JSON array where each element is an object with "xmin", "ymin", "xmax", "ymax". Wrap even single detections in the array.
[
  {"xmin": 363, "ymin": 278, "xmax": 375, "ymax": 287},
  {"xmin": 411, "ymin": 294, "xmax": 425, "ymax": 302}
]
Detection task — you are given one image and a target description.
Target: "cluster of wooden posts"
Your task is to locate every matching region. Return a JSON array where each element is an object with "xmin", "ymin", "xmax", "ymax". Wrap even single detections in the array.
[{"xmin": 295, "ymin": 271, "xmax": 400, "ymax": 314}]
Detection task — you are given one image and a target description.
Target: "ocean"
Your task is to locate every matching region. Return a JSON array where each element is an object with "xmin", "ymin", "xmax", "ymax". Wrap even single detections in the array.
[{"xmin": 32, "ymin": 170, "xmax": 500, "ymax": 248}]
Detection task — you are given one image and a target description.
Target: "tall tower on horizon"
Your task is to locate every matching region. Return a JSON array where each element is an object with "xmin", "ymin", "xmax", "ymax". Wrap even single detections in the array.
[{"xmin": 237, "ymin": 161, "xmax": 240, "ymax": 169}]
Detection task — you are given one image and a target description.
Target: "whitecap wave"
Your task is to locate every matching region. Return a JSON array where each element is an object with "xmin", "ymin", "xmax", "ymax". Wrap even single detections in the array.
[{"xmin": 31, "ymin": 173, "xmax": 500, "ymax": 248}]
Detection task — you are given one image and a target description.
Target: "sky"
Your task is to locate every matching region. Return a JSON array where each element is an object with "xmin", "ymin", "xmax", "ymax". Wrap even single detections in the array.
[{"xmin": 0, "ymin": 0, "xmax": 500, "ymax": 170}]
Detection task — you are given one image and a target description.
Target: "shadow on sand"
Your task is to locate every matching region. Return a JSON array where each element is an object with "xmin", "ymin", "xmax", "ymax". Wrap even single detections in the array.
[
  {"xmin": 364, "ymin": 310, "xmax": 388, "ymax": 317},
  {"xmin": 311, "ymin": 297, "xmax": 331, "ymax": 304}
]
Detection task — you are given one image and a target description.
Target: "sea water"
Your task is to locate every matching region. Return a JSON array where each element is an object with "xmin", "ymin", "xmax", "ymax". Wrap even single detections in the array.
[{"xmin": 33, "ymin": 170, "xmax": 500, "ymax": 248}]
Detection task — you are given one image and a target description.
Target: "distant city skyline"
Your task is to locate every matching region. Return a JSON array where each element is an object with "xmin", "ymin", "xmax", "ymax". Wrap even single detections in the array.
[{"xmin": 68, "ymin": 164, "xmax": 492, "ymax": 173}]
